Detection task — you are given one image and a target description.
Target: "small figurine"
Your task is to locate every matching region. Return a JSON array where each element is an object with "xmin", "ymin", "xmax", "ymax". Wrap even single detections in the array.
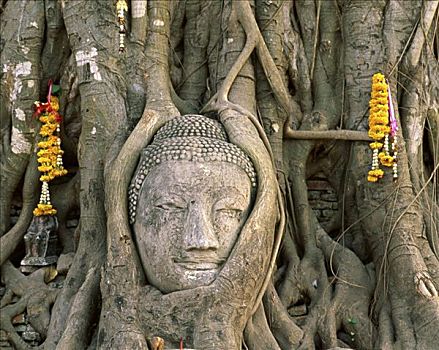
[{"xmin": 21, "ymin": 215, "xmax": 59, "ymax": 273}]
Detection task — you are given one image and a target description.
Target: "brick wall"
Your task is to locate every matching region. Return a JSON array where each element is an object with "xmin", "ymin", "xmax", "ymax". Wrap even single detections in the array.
[{"xmin": 307, "ymin": 179, "xmax": 338, "ymax": 230}]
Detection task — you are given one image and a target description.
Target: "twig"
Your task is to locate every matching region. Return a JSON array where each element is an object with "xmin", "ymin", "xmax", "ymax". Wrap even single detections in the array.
[{"xmin": 310, "ymin": 0, "xmax": 321, "ymax": 81}]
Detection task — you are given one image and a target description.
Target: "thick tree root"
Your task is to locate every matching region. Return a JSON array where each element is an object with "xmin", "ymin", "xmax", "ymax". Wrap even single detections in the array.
[
  {"xmin": 316, "ymin": 228, "xmax": 375, "ymax": 349},
  {"xmin": 244, "ymin": 303, "xmax": 281, "ymax": 350},
  {"xmin": 264, "ymin": 282, "xmax": 303, "ymax": 348},
  {"xmin": 1, "ymin": 261, "xmax": 59, "ymax": 345},
  {"xmin": 56, "ymin": 267, "xmax": 99, "ymax": 349},
  {"xmin": 0, "ymin": 156, "xmax": 39, "ymax": 266},
  {"xmin": 0, "ymin": 297, "xmax": 30, "ymax": 350},
  {"xmin": 0, "ymin": 0, "xmax": 45, "ymax": 236}
]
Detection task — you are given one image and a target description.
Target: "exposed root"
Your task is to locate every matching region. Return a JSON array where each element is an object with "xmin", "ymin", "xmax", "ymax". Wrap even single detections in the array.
[
  {"xmin": 205, "ymin": 27, "xmax": 257, "ymax": 110},
  {"xmin": 202, "ymin": 1, "xmax": 301, "ymax": 127},
  {"xmin": 244, "ymin": 303, "xmax": 281, "ymax": 350},
  {"xmin": 236, "ymin": 1, "xmax": 302, "ymax": 124},
  {"xmin": 57, "ymin": 267, "xmax": 99, "ymax": 349},
  {"xmin": 316, "ymin": 227, "xmax": 375, "ymax": 349},
  {"xmin": 0, "ymin": 155, "xmax": 39, "ymax": 266},
  {"xmin": 377, "ymin": 301, "xmax": 394, "ymax": 349},
  {"xmin": 50, "ymin": 174, "xmax": 80, "ymax": 253},
  {"xmin": 276, "ymin": 233, "xmax": 301, "ymax": 308},
  {"xmin": 1, "ymin": 261, "xmax": 60, "ymax": 343},
  {"xmin": 264, "ymin": 281, "xmax": 303, "ymax": 348},
  {"xmin": 0, "ymin": 0, "xmax": 45, "ymax": 236},
  {"xmin": 100, "ymin": 109, "xmax": 175, "ymax": 349},
  {"xmin": 0, "ymin": 296, "xmax": 30, "ymax": 350}
]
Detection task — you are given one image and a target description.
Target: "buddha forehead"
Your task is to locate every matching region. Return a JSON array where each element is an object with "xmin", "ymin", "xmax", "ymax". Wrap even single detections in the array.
[{"xmin": 139, "ymin": 160, "xmax": 251, "ymax": 199}]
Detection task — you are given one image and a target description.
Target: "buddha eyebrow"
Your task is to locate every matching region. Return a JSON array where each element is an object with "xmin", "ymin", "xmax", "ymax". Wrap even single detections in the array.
[
  {"xmin": 215, "ymin": 187, "xmax": 248, "ymax": 202},
  {"xmin": 166, "ymin": 184, "xmax": 190, "ymax": 193}
]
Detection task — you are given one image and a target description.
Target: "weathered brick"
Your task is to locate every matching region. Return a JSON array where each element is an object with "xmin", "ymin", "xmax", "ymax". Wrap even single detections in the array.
[
  {"xmin": 321, "ymin": 192, "xmax": 338, "ymax": 202},
  {"xmin": 307, "ymin": 180, "xmax": 333, "ymax": 191},
  {"xmin": 12, "ymin": 313, "xmax": 25, "ymax": 325},
  {"xmin": 322, "ymin": 209, "xmax": 335, "ymax": 218},
  {"xmin": 310, "ymin": 201, "xmax": 332, "ymax": 210},
  {"xmin": 308, "ymin": 190, "xmax": 322, "ymax": 200}
]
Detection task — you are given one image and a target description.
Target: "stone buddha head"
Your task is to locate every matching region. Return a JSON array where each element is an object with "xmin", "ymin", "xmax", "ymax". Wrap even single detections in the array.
[{"xmin": 128, "ymin": 115, "xmax": 257, "ymax": 293}]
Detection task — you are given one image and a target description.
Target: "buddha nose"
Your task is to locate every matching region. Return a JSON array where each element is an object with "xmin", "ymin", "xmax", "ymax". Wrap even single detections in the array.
[{"xmin": 182, "ymin": 202, "xmax": 219, "ymax": 251}]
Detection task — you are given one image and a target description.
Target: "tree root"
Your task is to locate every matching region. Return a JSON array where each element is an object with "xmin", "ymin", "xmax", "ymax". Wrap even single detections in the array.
[
  {"xmin": 244, "ymin": 303, "xmax": 281, "ymax": 350},
  {"xmin": 217, "ymin": 105, "xmax": 285, "ymax": 317},
  {"xmin": 0, "ymin": 0, "xmax": 45, "ymax": 236},
  {"xmin": 377, "ymin": 301, "xmax": 394, "ymax": 349},
  {"xmin": 202, "ymin": 1, "xmax": 301, "ymax": 127},
  {"xmin": 0, "ymin": 296, "xmax": 30, "ymax": 350},
  {"xmin": 276, "ymin": 232, "xmax": 301, "ymax": 308},
  {"xmin": 297, "ymin": 280, "xmax": 330, "ymax": 350},
  {"xmin": 403, "ymin": 0, "xmax": 439, "ymax": 73},
  {"xmin": 100, "ymin": 108, "xmax": 173, "ymax": 349},
  {"xmin": 51, "ymin": 174, "xmax": 80, "ymax": 253},
  {"xmin": 264, "ymin": 282, "xmax": 303, "ymax": 348},
  {"xmin": 100, "ymin": 2, "xmax": 181, "ymax": 348},
  {"xmin": 236, "ymin": 1, "xmax": 301, "ymax": 124},
  {"xmin": 56, "ymin": 267, "xmax": 99, "ymax": 349},
  {"xmin": 0, "ymin": 154, "xmax": 39, "ymax": 266},
  {"xmin": 316, "ymin": 227, "xmax": 376, "ymax": 349},
  {"xmin": 1, "ymin": 261, "xmax": 60, "ymax": 344}
]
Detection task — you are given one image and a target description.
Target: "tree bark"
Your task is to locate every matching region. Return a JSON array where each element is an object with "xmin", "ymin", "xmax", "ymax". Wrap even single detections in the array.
[{"xmin": 1, "ymin": 0, "xmax": 438, "ymax": 349}]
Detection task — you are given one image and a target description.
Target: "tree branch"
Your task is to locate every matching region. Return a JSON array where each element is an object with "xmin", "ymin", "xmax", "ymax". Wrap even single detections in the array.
[{"xmin": 285, "ymin": 126, "xmax": 370, "ymax": 141}]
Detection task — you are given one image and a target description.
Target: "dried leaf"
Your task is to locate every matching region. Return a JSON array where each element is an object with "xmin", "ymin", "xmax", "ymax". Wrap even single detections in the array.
[
  {"xmin": 150, "ymin": 336, "xmax": 165, "ymax": 350},
  {"xmin": 44, "ymin": 266, "xmax": 58, "ymax": 283}
]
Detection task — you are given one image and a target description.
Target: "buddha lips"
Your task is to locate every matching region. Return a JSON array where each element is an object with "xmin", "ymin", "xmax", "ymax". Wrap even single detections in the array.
[
  {"xmin": 367, "ymin": 73, "xmax": 398, "ymax": 182},
  {"xmin": 33, "ymin": 90, "xmax": 68, "ymax": 216}
]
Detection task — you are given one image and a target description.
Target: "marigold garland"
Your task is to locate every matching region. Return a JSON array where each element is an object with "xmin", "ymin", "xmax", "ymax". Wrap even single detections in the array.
[
  {"xmin": 33, "ymin": 83, "xmax": 68, "ymax": 216},
  {"xmin": 367, "ymin": 73, "xmax": 398, "ymax": 182}
]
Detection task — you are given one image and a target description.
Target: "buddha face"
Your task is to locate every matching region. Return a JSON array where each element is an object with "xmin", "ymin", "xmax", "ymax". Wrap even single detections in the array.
[{"xmin": 133, "ymin": 160, "xmax": 252, "ymax": 293}]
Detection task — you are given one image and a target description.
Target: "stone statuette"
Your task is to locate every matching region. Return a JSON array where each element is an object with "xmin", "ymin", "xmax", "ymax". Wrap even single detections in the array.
[{"xmin": 20, "ymin": 215, "xmax": 59, "ymax": 273}]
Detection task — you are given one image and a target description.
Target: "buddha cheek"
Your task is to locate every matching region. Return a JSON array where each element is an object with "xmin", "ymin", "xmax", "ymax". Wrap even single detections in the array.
[
  {"xmin": 163, "ymin": 222, "xmax": 185, "ymax": 262},
  {"xmin": 214, "ymin": 216, "xmax": 242, "ymax": 256}
]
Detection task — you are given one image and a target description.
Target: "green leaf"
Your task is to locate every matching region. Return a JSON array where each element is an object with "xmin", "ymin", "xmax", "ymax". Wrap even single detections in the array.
[
  {"xmin": 52, "ymin": 85, "xmax": 61, "ymax": 94},
  {"xmin": 348, "ymin": 317, "xmax": 357, "ymax": 325}
]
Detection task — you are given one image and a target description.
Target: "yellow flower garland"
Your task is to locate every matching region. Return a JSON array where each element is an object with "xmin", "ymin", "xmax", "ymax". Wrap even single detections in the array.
[
  {"xmin": 367, "ymin": 73, "xmax": 395, "ymax": 182},
  {"xmin": 33, "ymin": 95, "xmax": 68, "ymax": 216}
]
